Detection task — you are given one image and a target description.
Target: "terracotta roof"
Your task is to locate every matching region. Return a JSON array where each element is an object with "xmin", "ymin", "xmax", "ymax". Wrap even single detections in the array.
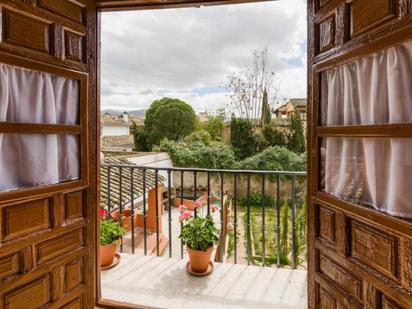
[
  {"xmin": 100, "ymin": 157, "xmax": 165, "ymax": 210},
  {"xmin": 273, "ymin": 98, "xmax": 307, "ymax": 112}
]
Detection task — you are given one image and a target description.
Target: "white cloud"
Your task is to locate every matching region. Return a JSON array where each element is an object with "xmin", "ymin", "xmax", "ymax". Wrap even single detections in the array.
[{"xmin": 101, "ymin": 0, "xmax": 307, "ymax": 112}]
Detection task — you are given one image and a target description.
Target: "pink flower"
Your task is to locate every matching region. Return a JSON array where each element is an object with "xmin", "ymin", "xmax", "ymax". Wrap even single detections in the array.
[
  {"xmin": 211, "ymin": 204, "xmax": 220, "ymax": 213},
  {"xmin": 194, "ymin": 196, "xmax": 206, "ymax": 209},
  {"xmin": 179, "ymin": 210, "xmax": 193, "ymax": 222},
  {"xmin": 178, "ymin": 205, "xmax": 187, "ymax": 212},
  {"xmin": 99, "ymin": 208, "xmax": 108, "ymax": 218}
]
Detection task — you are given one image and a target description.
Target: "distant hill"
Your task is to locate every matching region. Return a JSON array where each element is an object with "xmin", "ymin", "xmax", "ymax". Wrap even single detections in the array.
[{"xmin": 102, "ymin": 109, "xmax": 146, "ymax": 116}]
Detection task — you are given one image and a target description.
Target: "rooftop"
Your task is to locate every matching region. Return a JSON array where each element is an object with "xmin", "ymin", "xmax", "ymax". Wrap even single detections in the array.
[{"xmin": 100, "ymin": 157, "xmax": 165, "ymax": 210}]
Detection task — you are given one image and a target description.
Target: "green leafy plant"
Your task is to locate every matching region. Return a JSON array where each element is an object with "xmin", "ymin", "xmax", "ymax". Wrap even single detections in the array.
[
  {"xmin": 100, "ymin": 219, "xmax": 126, "ymax": 246},
  {"xmin": 185, "ymin": 129, "xmax": 212, "ymax": 145},
  {"xmin": 236, "ymin": 146, "xmax": 306, "ymax": 171},
  {"xmin": 155, "ymin": 139, "xmax": 235, "ymax": 169},
  {"xmin": 179, "ymin": 199, "xmax": 220, "ymax": 251},
  {"xmin": 239, "ymin": 191, "xmax": 275, "ymax": 208}
]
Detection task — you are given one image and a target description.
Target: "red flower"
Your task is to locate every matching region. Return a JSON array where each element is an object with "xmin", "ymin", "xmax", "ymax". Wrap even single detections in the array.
[
  {"xmin": 178, "ymin": 205, "xmax": 187, "ymax": 212},
  {"xmin": 211, "ymin": 204, "xmax": 220, "ymax": 213},
  {"xmin": 99, "ymin": 208, "xmax": 108, "ymax": 218}
]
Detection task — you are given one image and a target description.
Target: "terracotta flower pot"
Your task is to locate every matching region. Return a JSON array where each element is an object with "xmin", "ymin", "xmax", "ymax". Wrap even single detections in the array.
[
  {"xmin": 111, "ymin": 209, "xmax": 132, "ymax": 232},
  {"xmin": 187, "ymin": 246, "xmax": 213, "ymax": 273},
  {"xmin": 100, "ymin": 243, "xmax": 118, "ymax": 267}
]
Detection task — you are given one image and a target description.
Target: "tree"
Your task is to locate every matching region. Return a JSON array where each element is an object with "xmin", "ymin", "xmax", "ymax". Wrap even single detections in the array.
[
  {"xmin": 230, "ymin": 116, "xmax": 257, "ymax": 160},
  {"xmin": 130, "ymin": 122, "xmax": 150, "ymax": 151},
  {"xmin": 288, "ymin": 111, "xmax": 305, "ymax": 154},
  {"xmin": 144, "ymin": 98, "xmax": 196, "ymax": 148},
  {"xmin": 226, "ymin": 48, "xmax": 280, "ymax": 127},
  {"xmin": 261, "ymin": 88, "xmax": 272, "ymax": 127}
]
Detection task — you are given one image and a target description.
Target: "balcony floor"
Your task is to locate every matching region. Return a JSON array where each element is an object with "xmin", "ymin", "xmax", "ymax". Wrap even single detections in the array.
[{"xmin": 101, "ymin": 254, "xmax": 307, "ymax": 309}]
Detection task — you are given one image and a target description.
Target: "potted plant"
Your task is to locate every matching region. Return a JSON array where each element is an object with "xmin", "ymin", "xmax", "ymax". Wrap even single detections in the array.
[
  {"xmin": 179, "ymin": 198, "xmax": 220, "ymax": 275},
  {"xmin": 100, "ymin": 209, "xmax": 126, "ymax": 267}
]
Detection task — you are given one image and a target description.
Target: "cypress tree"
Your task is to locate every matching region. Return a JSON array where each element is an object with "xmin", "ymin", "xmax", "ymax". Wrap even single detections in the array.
[
  {"xmin": 261, "ymin": 88, "xmax": 272, "ymax": 127},
  {"xmin": 288, "ymin": 110, "xmax": 305, "ymax": 153}
]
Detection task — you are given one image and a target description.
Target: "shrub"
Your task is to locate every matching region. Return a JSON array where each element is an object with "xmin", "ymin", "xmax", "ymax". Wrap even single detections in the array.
[
  {"xmin": 144, "ymin": 97, "xmax": 196, "ymax": 148},
  {"xmin": 200, "ymin": 115, "xmax": 225, "ymax": 141},
  {"xmin": 185, "ymin": 129, "xmax": 212, "ymax": 145},
  {"xmin": 236, "ymin": 146, "xmax": 306, "ymax": 171},
  {"xmin": 230, "ymin": 116, "xmax": 257, "ymax": 159},
  {"xmin": 155, "ymin": 139, "xmax": 235, "ymax": 169},
  {"xmin": 239, "ymin": 191, "xmax": 275, "ymax": 208},
  {"xmin": 262, "ymin": 125, "xmax": 288, "ymax": 148}
]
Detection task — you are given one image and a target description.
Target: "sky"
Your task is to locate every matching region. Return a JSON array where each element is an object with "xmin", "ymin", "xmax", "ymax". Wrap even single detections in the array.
[{"xmin": 101, "ymin": 0, "xmax": 307, "ymax": 113}]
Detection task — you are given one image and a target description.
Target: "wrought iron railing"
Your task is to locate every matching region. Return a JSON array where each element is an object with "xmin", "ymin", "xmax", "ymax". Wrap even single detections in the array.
[{"xmin": 100, "ymin": 164, "xmax": 307, "ymax": 269}]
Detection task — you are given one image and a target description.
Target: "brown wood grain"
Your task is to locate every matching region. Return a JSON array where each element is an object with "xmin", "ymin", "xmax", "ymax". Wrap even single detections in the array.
[
  {"xmin": 0, "ymin": 1, "xmax": 96, "ymax": 308},
  {"xmin": 308, "ymin": 0, "xmax": 412, "ymax": 307}
]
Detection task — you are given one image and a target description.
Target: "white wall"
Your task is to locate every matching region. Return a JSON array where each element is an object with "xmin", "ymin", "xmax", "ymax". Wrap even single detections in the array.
[
  {"xmin": 127, "ymin": 152, "xmax": 173, "ymax": 187},
  {"xmin": 102, "ymin": 125, "xmax": 130, "ymax": 136}
]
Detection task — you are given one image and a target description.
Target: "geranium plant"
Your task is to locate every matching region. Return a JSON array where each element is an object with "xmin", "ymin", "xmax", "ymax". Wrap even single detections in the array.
[
  {"xmin": 100, "ymin": 208, "xmax": 126, "ymax": 246},
  {"xmin": 179, "ymin": 197, "xmax": 220, "ymax": 251}
]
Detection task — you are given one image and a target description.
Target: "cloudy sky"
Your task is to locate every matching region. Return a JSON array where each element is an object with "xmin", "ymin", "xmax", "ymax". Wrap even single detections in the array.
[{"xmin": 101, "ymin": 0, "xmax": 307, "ymax": 113}]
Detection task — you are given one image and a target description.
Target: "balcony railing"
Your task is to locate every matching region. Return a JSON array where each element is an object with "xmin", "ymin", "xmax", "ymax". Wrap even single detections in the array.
[{"xmin": 100, "ymin": 164, "xmax": 307, "ymax": 269}]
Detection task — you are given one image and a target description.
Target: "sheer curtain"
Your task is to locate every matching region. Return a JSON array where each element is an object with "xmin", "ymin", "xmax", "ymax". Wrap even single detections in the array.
[
  {"xmin": 0, "ymin": 63, "xmax": 80, "ymax": 192},
  {"xmin": 322, "ymin": 40, "xmax": 412, "ymax": 219}
]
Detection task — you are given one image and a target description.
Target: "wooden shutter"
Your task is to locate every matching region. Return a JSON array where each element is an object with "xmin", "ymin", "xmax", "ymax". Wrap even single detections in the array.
[
  {"xmin": 0, "ymin": 1, "xmax": 98, "ymax": 308},
  {"xmin": 308, "ymin": 1, "xmax": 412, "ymax": 308}
]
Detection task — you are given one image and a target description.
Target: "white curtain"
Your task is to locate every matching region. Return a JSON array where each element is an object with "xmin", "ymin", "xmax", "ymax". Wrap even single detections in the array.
[
  {"xmin": 322, "ymin": 41, "xmax": 412, "ymax": 219},
  {"xmin": 0, "ymin": 64, "xmax": 80, "ymax": 192}
]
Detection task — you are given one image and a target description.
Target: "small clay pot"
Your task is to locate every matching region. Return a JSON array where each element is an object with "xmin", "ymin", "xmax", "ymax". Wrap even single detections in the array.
[
  {"xmin": 111, "ymin": 209, "xmax": 132, "ymax": 232},
  {"xmin": 100, "ymin": 243, "xmax": 118, "ymax": 267},
  {"xmin": 187, "ymin": 246, "xmax": 213, "ymax": 273}
]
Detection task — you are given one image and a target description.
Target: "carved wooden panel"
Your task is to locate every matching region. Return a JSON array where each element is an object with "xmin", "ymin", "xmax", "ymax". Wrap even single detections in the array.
[
  {"xmin": 319, "ymin": 254, "xmax": 363, "ymax": 302},
  {"xmin": 350, "ymin": 0, "xmax": 397, "ymax": 36},
  {"xmin": 0, "ymin": 0, "xmax": 94, "ymax": 307},
  {"xmin": 0, "ymin": 253, "xmax": 19, "ymax": 280},
  {"xmin": 36, "ymin": 230, "xmax": 83, "ymax": 264},
  {"xmin": 1, "ymin": 198, "xmax": 51, "ymax": 241},
  {"xmin": 64, "ymin": 257, "xmax": 83, "ymax": 292},
  {"xmin": 319, "ymin": 286, "xmax": 338, "ymax": 309},
  {"xmin": 4, "ymin": 275, "xmax": 51, "ymax": 309},
  {"xmin": 319, "ymin": 15, "xmax": 335, "ymax": 53},
  {"xmin": 382, "ymin": 296, "xmax": 403, "ymax": 309},
  {"xmin": 64, "ymin": 191, "xmax": 84, "ymax": 222},
  {"xmin": 317, "ymin": 205, "xmax": 336, "ymax": 245},
  {"xmin": 318, "ymin": 0, "xmax": 331, "ymax": 8},
  {"xmin": 1, "ymin": 8, "xmax": 52, "ymax": 53},
  {"xmin": 350, "ymin": 220, "xmax": 399, "ymax": 281},
  {"xmin": 64, "ymin": 31, "xmax": 84, "ymax": 63},
  {"xmin": 37, "ymin": 0, "xmax": 84, "ymax": 24},
  {"xmin": 402, "ymin": 238, "xmax": 412, "ymax": 292},
  {"xmin": 60, "ymin": 297, "xmax": 82, "ymax": 309}
]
